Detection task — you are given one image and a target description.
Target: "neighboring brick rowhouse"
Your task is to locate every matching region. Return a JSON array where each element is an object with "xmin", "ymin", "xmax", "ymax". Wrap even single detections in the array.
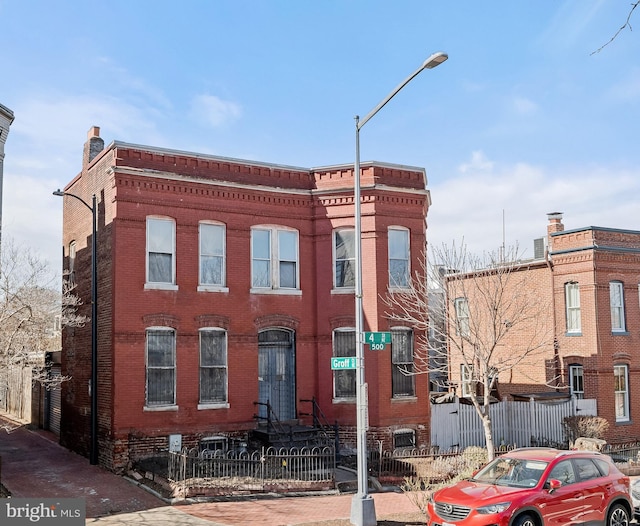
[
  {"xmin": 58, "ymin": 128, "xmax": 432, "ymax": 471},
  {"xmin": 448, "ymin": 211, "xmax": 640, "ymax": 445}
]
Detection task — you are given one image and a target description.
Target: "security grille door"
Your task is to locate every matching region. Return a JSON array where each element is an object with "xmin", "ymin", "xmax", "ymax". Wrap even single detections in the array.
[
  {"xmin": 48, "ymin": 366, "xmax": 62, "ymax": 435},
  {"xmin": 258, "ymin": 329, "xmax": 296, "ymax": 421}
]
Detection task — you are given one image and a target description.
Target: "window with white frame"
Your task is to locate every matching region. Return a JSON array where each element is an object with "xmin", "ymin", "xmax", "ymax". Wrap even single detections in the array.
[
  {"xmin": 455, "ymin": 297, "xmax": 470, "ymax": 337},
  {"xmin": 569, "ymin": 364, "xmax": 584, "ymax": 399},
  {"xmin": 333, "ymin": 229, "xmax": 355, "ymax": 288},
  {"xmin": 388, "ymin": 228, "xmax": 410, "ymax": 288},
  {"xmin": 565, "ymin": 282, "xmax": 581, "ymax": 333},
  {"xmin": 460, "ymin": 364, "xmax": 474, "ymax": 398},
  {"xmin": 251, "ymin": 227, "xmax": 299, "ymax": 290},
  {"xmin": 146, "ymin": 328, "xmax": 176, "ymax": 407},
  {"xmin": 147, "ymin": 217, "xmax": 176, "ymax": 285},
  {"xmin": 333, "ymin": 329, "xmax": 356, "ymax": 398},
  {"xmin": 391, "ymin": 328, "xmax": 415, "ymax": 397},
  {"xmin": 199, "ymin": 222, "xmax": 225, "ymax": 287},
  {"xmin": 609, "ymin": 281, "xmax": 626, "ymax": 332},
  {"xmin": 199, "ymin": 329, "xmax": 228, "ymax": 405},
  {"xmin": 614, "ymin": 364, "xmax": 630, "ymax": 422}
]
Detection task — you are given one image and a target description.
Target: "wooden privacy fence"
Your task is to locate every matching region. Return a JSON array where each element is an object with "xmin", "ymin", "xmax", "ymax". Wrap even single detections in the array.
[
  {"xmin": 167, "ymin": 445, "xmax": 336, "ymax": 497},
  {"xmin": 0, "ymin": 366, "xmax": 32, "ymax": 421},
  {"xmin": 431, "ymin": 397, "xmax": 597, "ymax": 450}
]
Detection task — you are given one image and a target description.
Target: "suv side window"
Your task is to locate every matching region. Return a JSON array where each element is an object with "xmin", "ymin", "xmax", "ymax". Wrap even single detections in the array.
[
  {"xmin": 548, "ymin": 460, "xmax": 576, "ymax": 485},
  {"xmin": 574, "ymin": 458, "xmax": 601, "ymax": 481},
  {"xmin": 593, "ymin": 458, "xmax": 610, "ymax": 476}
]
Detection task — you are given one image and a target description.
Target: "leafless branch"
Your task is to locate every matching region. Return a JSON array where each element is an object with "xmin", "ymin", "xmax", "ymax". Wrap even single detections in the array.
[
  {"xmin": 591, "ymin": 1, "xmax": 639, "ymax": 55},
  {"xmin": 382, "ymin": 240, "xmax": 553, "ymax": 460}
]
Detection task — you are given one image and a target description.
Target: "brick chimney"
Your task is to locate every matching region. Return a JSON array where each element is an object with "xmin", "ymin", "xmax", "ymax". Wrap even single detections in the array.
[
  {"xmin": 547, "ymin": 212, "xmax": 564, "ymax": 234},
  {"xmin": 83, "ymin": 126, "xmax": 104, "ymax": 168},
  {"xmin": 547, "ymin": 212, "xmax": 564, "ymax": 251}
]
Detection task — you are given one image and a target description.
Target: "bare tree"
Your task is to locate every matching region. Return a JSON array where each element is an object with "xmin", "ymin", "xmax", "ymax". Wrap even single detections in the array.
[
  {"xmin": 383, "ymin": 241, "xmax": 553, "ymax": 460},
  {"xmin": 592, "ymin": 1, "xmax": 639, "ymax": 54},
  {"xmin": 0, "ymin": 238, "xmax": 86, "ymax": 431}
]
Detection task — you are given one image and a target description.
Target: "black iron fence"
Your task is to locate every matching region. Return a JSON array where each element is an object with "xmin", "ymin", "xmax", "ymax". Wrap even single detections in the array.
[
  {"xmin": 369, "ymin": 444, "xmax": 517, "ymax": 482},
  {"xmin": 603, "ymin": 442, "xmax": 640, "ymax": 464},
  {"xmin": 167, "ymin": 445, "xmax": 336, "ymax": 496}
]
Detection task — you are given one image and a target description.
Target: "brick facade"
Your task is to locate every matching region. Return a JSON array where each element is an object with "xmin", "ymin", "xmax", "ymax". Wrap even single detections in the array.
[
  {"xmin": 58, "ymin": 128, "xmax": 432, "ymax": 471},
  {"xmin": 448, "ymin": 212, "xmax": 640, "ymax": 444}
]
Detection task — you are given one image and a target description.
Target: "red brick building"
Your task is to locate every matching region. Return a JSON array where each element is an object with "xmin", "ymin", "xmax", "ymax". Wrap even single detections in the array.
[
  {"xmin": 57, "ymin": 127, "xmax": 432, "ymax": 471},
  {"xmin": 448, "ymin": 212, "xmax": 640, "ymax": 444}
]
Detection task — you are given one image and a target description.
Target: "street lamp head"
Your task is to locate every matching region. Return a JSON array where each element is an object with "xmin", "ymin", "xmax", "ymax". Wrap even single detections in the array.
[
  {"xmin": 422, "ymin": 51, "xmax": 448, "ymax": 69},
  {"xmin": 53, "ymin": 189, "xmax": 65, "ymax": 197}
]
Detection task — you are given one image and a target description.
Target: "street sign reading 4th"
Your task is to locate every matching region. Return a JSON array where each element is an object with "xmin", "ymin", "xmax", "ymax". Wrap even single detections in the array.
[{"xmin": 364, "ymin": 331, "xmax": 392, "ymax": 350}]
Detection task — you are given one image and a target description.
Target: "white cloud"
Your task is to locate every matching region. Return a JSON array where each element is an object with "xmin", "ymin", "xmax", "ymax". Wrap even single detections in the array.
[
  {"xmin": 3, "ymin": 93, "xmax": 170, "ymax": 271},
  {"xmin": 458, "ymin": 150, "xmax": 494, "ymax": 174},
  {"xmin": 96, "ymin": 56, "xmax": 173, "ymax": 111},
  {"xmin": 190, "ymin": 94, "xmax": 242, "ymax": 128},
  {"xmin": 428, "ymin": 151, "xmax": 640, "ymax": 259},
  {"xmin": 512, "ymin": 96, "xmax": 538, "ymax": 115},
  {"xmin": 536, "ymin": 0, "xmax": 607, "ymax": 51},
  {"xmin": 11, "ymin": 95, "xmax": 163, "ymax": 151},
  {"xmin": 3, "ymin": 173, "xmax": 63, "ymax": 274},
  {"xmin": 607, "ymin": 69, "xmax": 640, "ymax": 103}
]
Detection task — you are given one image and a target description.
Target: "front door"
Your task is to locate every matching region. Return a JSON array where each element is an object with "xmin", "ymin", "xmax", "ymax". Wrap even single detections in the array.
[{"xmin": 258, "ymin": 329, "xmax": 296, "ymax": 421}]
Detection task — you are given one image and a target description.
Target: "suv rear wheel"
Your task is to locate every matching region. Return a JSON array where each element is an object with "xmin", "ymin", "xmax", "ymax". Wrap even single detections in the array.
[{"xmin": 607, "ymin": 503, "xmax": 630, "ymax": 526}]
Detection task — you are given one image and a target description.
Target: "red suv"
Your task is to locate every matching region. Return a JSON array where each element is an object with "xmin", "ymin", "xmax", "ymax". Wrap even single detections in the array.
[{"xmin": 426, "ymin": 448, "xmax": 631, "ymax": 526}]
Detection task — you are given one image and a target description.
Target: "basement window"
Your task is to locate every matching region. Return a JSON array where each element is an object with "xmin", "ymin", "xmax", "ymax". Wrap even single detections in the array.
[{"xmin": 393, "ymin": 429, "xmax": 416, "ymax": 450}]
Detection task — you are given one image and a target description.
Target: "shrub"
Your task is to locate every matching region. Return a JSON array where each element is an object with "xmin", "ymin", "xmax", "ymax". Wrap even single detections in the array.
[
  {"xmin": 562, "ymin": 415, "xmax": 609, "ymax": 444},
  {"xmin": 403, "ymin": 446, "xmax": 488, "ymax": 515}
]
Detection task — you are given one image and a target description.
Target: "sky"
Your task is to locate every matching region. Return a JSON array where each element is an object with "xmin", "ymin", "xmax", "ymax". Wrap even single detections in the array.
[{"xmin": 1, "ymin": 0, "xmax": 639, "ymax": 273}]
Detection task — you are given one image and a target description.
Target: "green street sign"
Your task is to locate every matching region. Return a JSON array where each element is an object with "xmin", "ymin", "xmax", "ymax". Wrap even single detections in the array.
[
  {"xmin": 331, "ymin": 357, "xmax": 357, "ymax": 370},
  {"xmin": 364, "ymin": 331, "xmax": 392, "ymax": 350}
]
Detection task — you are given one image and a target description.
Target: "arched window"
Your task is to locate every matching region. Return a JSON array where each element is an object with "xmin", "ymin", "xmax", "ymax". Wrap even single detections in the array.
[
  {"xmin": 333, "ymin": 229, "xmax": 355, "ymax": 289},
  {"xmin": 146, "ymin": 216, "xmax": 176, "ymax": 288},
  {"xmin": 251, "ymin": 226, "xmax": 299, "ymax": 291},
  {"xmin": 568, "ymin": 364, "xmax": 584, "ymax": 399},
  {"xmin": 333, "ymin": 328, "xmax": 355, "ymax": 399},
  {"xmin": 199, "ymin": 221, "xmax": 226, "ymax": 289},
  {"xmin": 388, "ymin": 227, "xmax": 410, "ymax": 288},
  {"xmin": 565, "ymin": 282, "xmax": 581, "ymax": 333},
  {"xmin": 609, "ymin": 281, "xmax": 626, "ymax": 332},
  {"xmin": 145, "ymin": 327, "xmax": 176, "ymax": 408},
  {"xmin": 614, "ymin": 364, "xmax": 629, "ymax": 422},
  {"xmin": 199, "ymin": 328, "xmax": 228, "ymax": 406},
  {"xmin": 68, "ymin": 240, "xmax": 76, "ymax": 285},
  {"xmin": 391, "ymin": 328, "xmax": 415, "ymax": 397}
]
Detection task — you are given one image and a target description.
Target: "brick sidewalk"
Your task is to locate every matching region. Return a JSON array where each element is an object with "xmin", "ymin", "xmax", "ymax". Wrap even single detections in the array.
[
  {"xmin": 0, "ymin": 416, "xmax": 165, "ymax": 518},
  {"xmin": 175, "ymin": 491, "xmax": 425, "ymax": 525}
]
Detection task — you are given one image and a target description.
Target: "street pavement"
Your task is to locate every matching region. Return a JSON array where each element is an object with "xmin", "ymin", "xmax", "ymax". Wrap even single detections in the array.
[{"xmin": 0, "ymin": 413, "xmax": 423, "ymax": 525}]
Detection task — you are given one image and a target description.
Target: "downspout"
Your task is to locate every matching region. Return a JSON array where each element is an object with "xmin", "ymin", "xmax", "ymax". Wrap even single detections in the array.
[
  {"xmin": 591, "ymin": 229, "xmax": 602, "ymax": 358},
  {"xmin": 546, "ymin": 248, "xmax": 561, "ymax": 389}
]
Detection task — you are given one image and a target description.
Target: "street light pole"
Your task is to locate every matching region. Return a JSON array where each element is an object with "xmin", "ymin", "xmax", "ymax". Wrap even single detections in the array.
[
  {"xmin": 54, "ymin": 189, "xmax": 99, "ymax": 466},
  {"xmin": 350, "ymin": 51, "xmax": 448, "ymax": 526}
]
